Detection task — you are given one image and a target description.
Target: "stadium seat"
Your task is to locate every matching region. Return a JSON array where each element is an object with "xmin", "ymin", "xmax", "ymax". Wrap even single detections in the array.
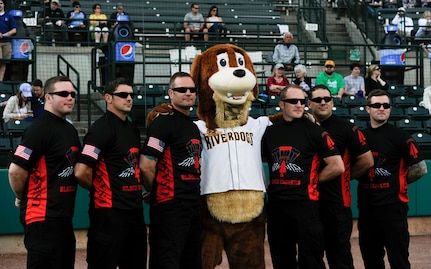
[
  {"xmin": 388, "ymin": 85, "xmax": 407, "ymax": 96},
  {"xmin": 248, "ymin": 107, "xmax": 265, "ymax": 118},
  {"xmin": 393, "ymin": 95, "xmax": 417, "ymax": 108},
  {"xmin": 266, "ymin": 106, "xmax": 282, "ymax": 115},
  {"xmin": 3, "ymin": 120, "xmax": 32, "ymax": 137},
  {"xmin": 332, "ymin": 106, "xmax": 350, "ymax": 118},
  {"xmin": 408, "ymin": 85, "xmax": 424, "ymax": 97},
  {"xmin": 348, "ymin": 118, "xmax": 368, "ymax": 130},
  {"xmin": 342, "ymin": 95, "xmax": 366, "ymax": 107},
  {"xmin": 405, "ymin": 106, "xmax": 430, "ymax": 120},
  {"xmin": 411, "ymin": 132, "xmax": 431, "ymax": 159},
  {"xmin": 388, "ymin": 106, "xmax": 406, "ymax": 121},
  {"xmin": 350, "ymin": 106, "xmax": 369, "ymax": 120},
  {"xmin": 395, "ymin": 119, "xmax": 424, "ymax": 133},
  {"xmin": 0, "ymin": 136, "xmax": 12, "ymax": 168}
]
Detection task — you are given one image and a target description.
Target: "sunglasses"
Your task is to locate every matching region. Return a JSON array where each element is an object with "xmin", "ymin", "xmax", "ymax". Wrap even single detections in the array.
[
  {"xmin": 368, "ymin": 103, "xmax": 391, "ymax": 109},
  {"xmin": 310, "ymin": 96, "xmax": 333, "ymax": 103},
  {"xmin": 48, "ymin": 91, "xmax": 76, "ymax": 98},
  {"xmin": 111, "ymin": 92, "xmax": 135, "ymax": 99},
  {"xmin": 75, "ymin": 5, "xmax": 80, "ymax": 8},
  {"xmin": 281, "ymin": 98, "xmax": 306, "ymax": 105},
  {"xmin": 374, "ymin": 67, "xmax": 380, "ymax": 71},
  {"xmin": 325, "ymin": 66, "xmax": 334, "ymax": 68},
  {"xmin": 172, "ymin": 87, "xmax": 196, "ymax": 93}
]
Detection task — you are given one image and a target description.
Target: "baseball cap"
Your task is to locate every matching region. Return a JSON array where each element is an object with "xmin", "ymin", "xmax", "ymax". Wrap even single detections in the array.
[
  {"xmin": 20, "ymin": 83, "xmax": 33, "ymax": 98},
  {"xmin": 117, "ymin": 2, "xmax": 124, "ymax": 9},
  {"xmin": 325, "ymin": 60, "xmax": 335, "ymax": 67},
  {"xmin": 274, "ymin": 63, "xmax": 284, "ymax": 70},
  {"xmin": 51, "ymin": 0, "xmax": 61, "ymax": 6},
  {"xmin": 398, "ymin": 7, "xmax": 406, "ymax": 12}
]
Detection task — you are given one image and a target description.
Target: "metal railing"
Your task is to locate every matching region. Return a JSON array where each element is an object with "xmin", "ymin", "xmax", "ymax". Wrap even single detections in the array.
[{"xmin": 57, "ymin": 55, "xmax": 81, "ymax": 121}]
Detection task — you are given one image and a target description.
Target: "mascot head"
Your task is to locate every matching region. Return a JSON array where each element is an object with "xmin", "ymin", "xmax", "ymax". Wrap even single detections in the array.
[{"xmin": 191, "ymin": 44, "xmax": 259, "ymax": 130}]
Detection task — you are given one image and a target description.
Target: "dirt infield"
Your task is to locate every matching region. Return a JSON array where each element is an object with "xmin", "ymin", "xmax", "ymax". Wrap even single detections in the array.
[{"xmin": 0, "ymin": 235, "xmax": 430, "ymax": 269}]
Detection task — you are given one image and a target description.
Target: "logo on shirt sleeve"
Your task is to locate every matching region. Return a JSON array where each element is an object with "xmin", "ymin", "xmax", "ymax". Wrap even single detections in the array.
[
  {"xmin": 82, "ymin": 144, "xmax": 101, "ymax": 160},
  {"xmin": 148, "ymin": 137, "xmax": 165, "ymax": 153},
  {"xmin": 15, "ymin": 145, "xmax": 33, "ymax": 160}
]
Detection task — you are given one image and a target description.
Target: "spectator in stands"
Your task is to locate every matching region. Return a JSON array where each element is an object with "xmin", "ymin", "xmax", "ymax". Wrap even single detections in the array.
[
  {"xmin": 391, "ymin": 7, "xmax": 414, "ymax": 38},
  {"xmin": 344, "ymin": 62, "xmax": 365, "ymax": 97},
  {"xmin": 66, "ymin": 1, "xmax": 87, "ymax": 44},
  {"xmin": 206, "ymin": 5, "xmax": 226, "ymax": 38},
  {"xmin": 272, "ymin": 32, "xmax": 300, "ymax": 71},
  {"xmin": 420, "ymin": 43, "xmax": 431, "ymax": 59},
  {"xmin": 420, "ymin": 0, "xmax": 431, "ymax": 7},
  {"xmin": 3, "ymin": 82, "xmax": 33, "ymax": 122},
  {"xmin": 415, "ymin": 11, "xmax": 431, "ymax": 38},
  {"xmin": 315, "ymin": 60, "xmax": 345, "ymax": 99},
  {"xmin": 383, "ymin": 0, "xmax": 398, "ymax": 8},
  {"xmin": 184, "ymin": 3, "xmax": 208, "ymax": 42},
  {"xmin": 108, "ymin": 2, "xmax": 127, "ymax": 29},
  {"xmin": 292, "ymin": 64, "xmax": 312, "ymax": 92},
  {"xmin": 366, "ymin": 0, "xmax": 383, "ymax": 17},
  {"xmin": 0, "ymin": 0, "xmax": 17, "ymax": 81},
  {"xmin": 402, "ymin": 0, "xmax": 416, "ymax": 8},
  {"xmin": 364, "ymin": 64, "xmax": 388, "ymax": 96},
  {"xmin": 419, "ymin": 85, "xmax": 431, "ymax": 114},
  {"xmin": 42, "ymin": 0, "xmax": 68, "ymax": 45},
  {"xmin": 89, "ymin": 3, "xmax": 109, "ymax": 43},
  {"xmin": 31, "ymin": 79, "xmax": 45, "ymax": 118},
  {"xmin": 266, "ymin": 63, "xmax": 290, "ymax": 96}
]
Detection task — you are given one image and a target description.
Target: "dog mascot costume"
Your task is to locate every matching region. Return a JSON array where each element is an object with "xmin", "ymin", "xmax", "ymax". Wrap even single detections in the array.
[{"xmin": 148, "ymin": 44, "xmax": 285, "ymax": 268}]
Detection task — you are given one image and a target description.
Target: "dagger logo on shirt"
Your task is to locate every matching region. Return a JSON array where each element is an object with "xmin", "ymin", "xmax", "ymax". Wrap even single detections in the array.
[
  {"xmin": 271, "ymin": 146, "xmax": 303, "ymax": 177},
  {"xmin": 179, "ymin": 139, "xmax": 202, "ymax": 173}
]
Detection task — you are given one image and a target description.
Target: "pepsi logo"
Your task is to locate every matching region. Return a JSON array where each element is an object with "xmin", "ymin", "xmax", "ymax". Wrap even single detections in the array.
[
  {"xmin": 19, "ymin": 41, "xmax": 30, "ymax": 57},
  {"xmin": 120, "ymin": 44, "xmax": 134, "ymax": 60}
]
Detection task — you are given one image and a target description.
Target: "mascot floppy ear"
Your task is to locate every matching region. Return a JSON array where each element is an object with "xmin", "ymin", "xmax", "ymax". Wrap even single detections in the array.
[{"xmin": 190, "ymin": 44, "xmax": 260, "ymax": 130}]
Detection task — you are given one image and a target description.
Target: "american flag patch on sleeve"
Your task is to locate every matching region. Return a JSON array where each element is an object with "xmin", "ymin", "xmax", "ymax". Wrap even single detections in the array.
[
  {"xmin": 82, "ymin": 144, "xmax": 101, "ymax": 160},
  {"xmin": 148, "ymin": 137, "xmax": 165, "ymax": 152},
  {"xmin": 15, "ymin": 145, "xmax": 33, "ymax": 160}
]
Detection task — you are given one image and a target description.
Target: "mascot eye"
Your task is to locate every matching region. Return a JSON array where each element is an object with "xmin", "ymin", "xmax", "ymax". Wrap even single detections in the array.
[
  {"xmin": 219, "ymin": 58, "xmax": 227, "ymax": 67},
  {"xmin": 237, "ymin": 57, "xmax": 244, "ymax": 66}
]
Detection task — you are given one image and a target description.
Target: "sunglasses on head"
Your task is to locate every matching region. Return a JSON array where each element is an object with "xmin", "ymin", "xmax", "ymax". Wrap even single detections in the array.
[
  {"xmin": 310, "ymin": 96, "xmax": 333, "ymax": 103},
  {"xmin": 111, "ymin": 92, "xmax": 135, "ymax": 98},
  {"xmin": 48, "ymin": 91, "xmax": 76, "ymax": 98},
  {"xmin": 368, "ymin": 102, "xmax": 391, "ymax": 109},
  {"xmin": 172, "ymin": 87, "xmax": 196, "ymax": 93},
  {"xmin": 281, "ymin": 98, "xmax": 306, "ymax": 105}
]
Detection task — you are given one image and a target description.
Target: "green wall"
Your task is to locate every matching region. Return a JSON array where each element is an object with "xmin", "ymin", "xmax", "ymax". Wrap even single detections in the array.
[{"xmin": 2, "ymin": 161, "xmax": 431, "ymax": 235}]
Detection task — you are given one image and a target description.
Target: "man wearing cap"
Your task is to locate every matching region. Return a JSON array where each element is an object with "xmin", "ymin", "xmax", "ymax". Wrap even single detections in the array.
[
  {"xmin": 42, "ymin": 0, "xmax": 68, "ymax": 44},
  {"xmin": 391, "ymin": 7, "xmax": 414, "ymax": 38},
  {"xmin": 108, "ymin": 2, "xmax": 128, "ymax": 29},
  {"xmin": 272, "ymin": 32, "xmax": 300, "ymax": 71},
  {"xmin": 0, "ymin": 0, "xmax": 17, "ymax": 81},
  {"xmin": 31, "ymin": 79, "xmax": 45, "ymax": 118},
  {"xmin": 315, "ymin": 60, "xmax": 345, "ymax": 99},
  {"xmin": 3, "ymin": 82, "xmax": 33, "ymax": 122}
]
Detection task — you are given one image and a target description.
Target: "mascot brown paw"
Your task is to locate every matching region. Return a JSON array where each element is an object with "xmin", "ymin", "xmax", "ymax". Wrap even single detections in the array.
[{"xmin": 146, "ymin": 103, "xmax": 173, "ymax": 126}]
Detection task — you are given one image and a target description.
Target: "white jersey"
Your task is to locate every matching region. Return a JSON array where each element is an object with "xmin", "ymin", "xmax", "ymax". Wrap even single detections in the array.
[{"xmin": 195, "ymin": 116, "xmax": 272, "ymax": 195}]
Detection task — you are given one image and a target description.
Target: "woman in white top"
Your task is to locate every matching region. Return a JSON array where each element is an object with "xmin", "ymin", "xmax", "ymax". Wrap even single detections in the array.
[
  {"xmin": 415, "ymin": 11, "xmax": 431, "ymax": 38},
  {"xmin": 3, "ymin": 83, "xmax": 33, "ymax": 122},
  {"xmin": 206, "ymin": 6, "xmax": 226, "ymax": 36}
]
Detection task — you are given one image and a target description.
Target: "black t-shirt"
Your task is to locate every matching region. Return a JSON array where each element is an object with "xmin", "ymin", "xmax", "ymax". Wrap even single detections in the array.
[
  {"xmin": 11, "ymin": 111, "xmax": 81, "ymax": 225},
  {"xmin": 78, "ymin": 111, "xmax": 143, "ymax": 210},
  {"xmin": 141, "ymin": 109, "xmax": 202, "ymax": 204},
  {"xmin": 262, "ymin": 117, "xmax": 340, "ymax": 202},
  {"xmin": 319, "ymin": 114, "xmax": 370, "ymax": 206},
  {"xmin": 357, "ymin": 122, "xmax": 424, "ymax": 207}
]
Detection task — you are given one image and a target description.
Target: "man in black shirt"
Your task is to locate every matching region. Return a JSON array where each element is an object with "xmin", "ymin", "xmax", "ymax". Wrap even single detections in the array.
[
  {"xmin": 357, "ymin": 89, "xmax": 427, "ymax": 268},
  {"xmin": 42, "ymin": 0, "xmax": 68, "ymax": 44}
]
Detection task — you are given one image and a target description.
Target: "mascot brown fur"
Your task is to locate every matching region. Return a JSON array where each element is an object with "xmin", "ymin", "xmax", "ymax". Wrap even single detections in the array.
[
  {"xmin": 191, "ymin": 44, "xmax": 279, "ymax": 269},
  {"xmin": 147, "ymin": 44, "xmax": 287, "ymax": 268}
]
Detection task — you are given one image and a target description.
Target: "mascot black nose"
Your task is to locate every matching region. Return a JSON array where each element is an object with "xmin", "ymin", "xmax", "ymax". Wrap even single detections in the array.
[{"xmin": 233, "ymin": 69, "xmax": 246, "ymax": 78}]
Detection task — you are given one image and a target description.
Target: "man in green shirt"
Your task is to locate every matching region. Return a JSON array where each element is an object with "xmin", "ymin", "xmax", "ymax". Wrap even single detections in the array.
[{"xmin": 315, "ymin": 60, "xmax": 345, "ymax": 99}]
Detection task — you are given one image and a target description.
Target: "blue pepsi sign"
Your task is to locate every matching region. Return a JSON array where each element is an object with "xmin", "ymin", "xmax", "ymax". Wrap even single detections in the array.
[{"xmin": 115, "ymin": 42, "xmax": 135, "ymax": 62}]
